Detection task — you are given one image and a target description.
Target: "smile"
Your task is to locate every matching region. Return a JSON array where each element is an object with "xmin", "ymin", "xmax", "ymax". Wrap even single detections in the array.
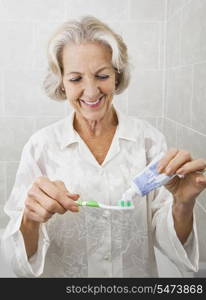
[{"xmin": 79, "ymin": 95, "xmax": 104, "ymax": 108}]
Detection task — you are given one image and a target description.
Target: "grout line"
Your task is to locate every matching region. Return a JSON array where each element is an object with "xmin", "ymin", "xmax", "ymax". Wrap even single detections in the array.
[
  {"xmin": 166, "ymin": 60, "xmax": 206, "ymax": 70},
  {"xmin": 190, "ymin": 65, "xmax": 194, "ymax": 128},
  {"xmin": 130, "ymin": 67, "xmax": 164, "ymax": 71},
  {"xmin": 2, "ymin": 162, "xmax": 7, "ymax": 204},
  {"xmin": 0, "ymin": 161, "xmax": 20, "ymax": 163},
  {"xmin": 179, "ymin": 2, "xmax": 183, "ymax": 67},
  {"xmin": 165, "ymin": 117, "xmax": 206, "ymax": 137},
  {"xmin": 127, "ymin": 0, "xmax": 131, "ymax": 22},
  {"xmin": 0, "ymin": 17, "xmax": 69, "ymax": 24},
  {"xmin": 158, "ymin": 22, "xmax": 161, "ymax": 71},
  {"xmin": 31, "ymin": 22, "xmax": 36, "ymax": 71},
  {"xmin": 63, "ymin": 0, "xmax": 68, "ymax": 20},
  {"xmin": 119, "ymin": 20, "xmax": 164, "ymax": 24},
  {"xmin": 4, "ymin": 161, "xmax": 8, "ymax": 202},
  {"xmin": 1, "ymin": 70, "xmax": 5, "ymax": 115},
  {"xmin": 0, "ymin": 115, "xmax": 65, "ymax": 118},
  {"xmin": 175, "ymin": 119, "xmax": 178, "ymax": 148},
  {"xmin": 162, "ymin": 0, "xmax": 168, "ymax": 119}
]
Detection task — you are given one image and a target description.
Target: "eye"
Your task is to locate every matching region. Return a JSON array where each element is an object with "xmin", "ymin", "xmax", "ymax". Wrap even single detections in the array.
[
  {"xmin": 96, "ymin": 75, "xmax": 109, "ymax": 80},
  {"xmin": 69, "ymin": 77, "xmax": 82, "ymax": 82}
]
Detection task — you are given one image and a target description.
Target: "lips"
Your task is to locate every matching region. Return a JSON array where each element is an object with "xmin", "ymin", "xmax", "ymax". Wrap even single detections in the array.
[{"xmin": 79, "ymin": 95, "xmax": 104, "ymax": 108}]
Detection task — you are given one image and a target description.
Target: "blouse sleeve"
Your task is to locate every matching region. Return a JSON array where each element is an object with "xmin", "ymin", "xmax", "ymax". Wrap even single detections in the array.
[
  {"xmin": 143, "ymin": 121, "xmax": 199, "ymax": 273},
  {"xmin": 1, "ymin": 137, "xmax": 50, "ymax": 277}
]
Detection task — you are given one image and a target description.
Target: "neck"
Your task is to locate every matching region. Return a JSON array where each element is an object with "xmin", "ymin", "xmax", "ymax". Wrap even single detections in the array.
[{"xmin": 74, "ymin": 107, "xmax": 118, "ymax": 138}]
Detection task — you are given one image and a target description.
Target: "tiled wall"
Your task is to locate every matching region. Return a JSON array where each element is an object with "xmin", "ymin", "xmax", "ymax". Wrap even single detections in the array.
[
  {"xmin": 0, "ymin": 0, "xmax": 205, "ymax": 265},
  {"xmin": 164, "ymin": 0, "xmax": 206, "ymax": 262}
]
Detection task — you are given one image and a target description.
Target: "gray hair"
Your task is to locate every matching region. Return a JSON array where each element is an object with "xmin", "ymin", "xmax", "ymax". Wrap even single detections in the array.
[{"xmin": 43, "ymin": 15, "xmax": 131, "ymax": 100}]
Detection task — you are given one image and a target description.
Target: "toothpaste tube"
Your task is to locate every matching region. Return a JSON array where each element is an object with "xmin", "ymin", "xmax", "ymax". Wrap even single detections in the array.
[{"xmin": 130, "ymin": 152, "xmax": 176, "ymax": 197}]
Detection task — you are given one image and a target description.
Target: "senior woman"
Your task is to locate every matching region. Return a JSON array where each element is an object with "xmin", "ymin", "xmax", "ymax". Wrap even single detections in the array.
[{"xmin": 2, "ymin": 16, "xmax": 206, "ymax": 278}]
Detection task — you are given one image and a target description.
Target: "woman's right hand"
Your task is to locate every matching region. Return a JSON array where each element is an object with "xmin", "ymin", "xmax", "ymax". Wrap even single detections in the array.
[{"xmin": 23, "ymin": 176, "xmax": 80, "ymax": 224}]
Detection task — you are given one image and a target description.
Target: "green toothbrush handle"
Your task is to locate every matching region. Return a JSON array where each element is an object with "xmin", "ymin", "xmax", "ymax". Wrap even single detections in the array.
[{"xmin": 76, "ymin": 200, "xmax": 100, "ymax": 208}]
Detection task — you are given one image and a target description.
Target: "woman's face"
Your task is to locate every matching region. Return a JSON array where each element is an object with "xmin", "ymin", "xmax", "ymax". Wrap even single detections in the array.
[{"xmin": 62, "ymin": 42, "xmax": 116, "ymax": 121}]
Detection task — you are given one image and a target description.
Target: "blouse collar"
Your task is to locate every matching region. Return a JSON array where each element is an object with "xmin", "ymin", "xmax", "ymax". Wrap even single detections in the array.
[{"xmin": 60, "ymin": 106, "xmax": 137, "ymax": 149}]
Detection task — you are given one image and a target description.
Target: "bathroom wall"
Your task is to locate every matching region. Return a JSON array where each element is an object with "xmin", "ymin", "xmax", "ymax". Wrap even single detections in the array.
[
  {"xmin": 0, "ymin": 0, "xmax": 205, "ymax": 277},
  {"xmin": 163, "ymin": 0, "xmax": 206, "ymax": 268}
]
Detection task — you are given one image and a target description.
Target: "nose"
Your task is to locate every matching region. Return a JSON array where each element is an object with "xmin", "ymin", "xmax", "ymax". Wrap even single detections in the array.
[{"xmin": 82, "ymin": 79, "xmax": 101, "ymax": 100}]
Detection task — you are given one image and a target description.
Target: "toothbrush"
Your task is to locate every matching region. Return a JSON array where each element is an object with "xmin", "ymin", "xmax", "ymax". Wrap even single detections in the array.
[{"xmin": 76, "ymin": 199, "xmax": 134, "ymax": 210}]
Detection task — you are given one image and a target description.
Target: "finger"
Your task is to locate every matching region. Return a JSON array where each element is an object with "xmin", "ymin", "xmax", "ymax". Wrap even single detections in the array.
[
  {"xmin": 29, "ymin": 185, "xmax": 66, "ymax": 214},
  {"xmin": 24, "ymin": 208, "xmax": 43, "ymax": 223},
  {"xmin": 35, "ymin": 177, "xmax": 79, "ymax": 210},
  {"xmin": 176, "ymin": 159, "xmax": 206, "ymax": 175},
  {"xmin": 53, "ymin": 180, "xmax": 68, "ymax": 192},
  {"xmin": 157, "ymin": 148, "xmax": 179, "ymax": 173},
  {"xmin": 161, "ymin": 150, "xmax": 192, "ymax": 176},
  {"xmin": 53, "ymin": 181, "xmax": 80, "ymax": 200},
  {"xmin": 66, "ymin": 193, "xmax": 80, "ymax": 200},
  {"xmin": 24, "ymin": 202, "xmax": 53, "ymax": 223}
]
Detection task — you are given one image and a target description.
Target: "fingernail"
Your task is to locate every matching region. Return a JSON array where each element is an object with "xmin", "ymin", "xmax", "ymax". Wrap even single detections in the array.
[{"xmin": 71, "ymin": 206, "xmax": 79, "ymax": 212}]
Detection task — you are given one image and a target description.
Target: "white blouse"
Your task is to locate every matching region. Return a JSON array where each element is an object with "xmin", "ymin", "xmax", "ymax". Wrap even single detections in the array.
[{"xmin": 1, "ymin": 107, "xmax": 199, "ymax": 277}]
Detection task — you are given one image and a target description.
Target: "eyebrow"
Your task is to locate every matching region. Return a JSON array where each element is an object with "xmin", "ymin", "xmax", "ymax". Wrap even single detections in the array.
[{"xmin": 66, "ymin": 66, "xmax": 111, "ymax": 76}]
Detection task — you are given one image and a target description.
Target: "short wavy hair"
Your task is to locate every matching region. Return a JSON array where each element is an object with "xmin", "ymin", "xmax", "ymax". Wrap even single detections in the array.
[{"xmin": 43, "ymin": 15, "xmax": 131, "ymax": 100}]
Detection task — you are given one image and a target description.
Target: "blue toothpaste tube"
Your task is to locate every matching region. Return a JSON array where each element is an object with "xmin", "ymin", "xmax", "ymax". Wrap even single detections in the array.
[{"xmin": 130, "ymin": 152, "xmax": 176, "ymax": 197}]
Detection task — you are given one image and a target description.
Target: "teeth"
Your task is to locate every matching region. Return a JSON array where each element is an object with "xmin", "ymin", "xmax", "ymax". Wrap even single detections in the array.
[
  {"xmin": 85, "ymin": 99, "xmax": 99, "ymax": 105},
  {"xmin": 81, "ymin": 96, "xmax": 103, "ymax": 105}
]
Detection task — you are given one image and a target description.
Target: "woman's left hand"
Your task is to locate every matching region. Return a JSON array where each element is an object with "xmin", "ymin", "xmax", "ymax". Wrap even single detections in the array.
[{"xmin": 158, "ymin": 148, "xmax": 206, "ymax": 204}]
